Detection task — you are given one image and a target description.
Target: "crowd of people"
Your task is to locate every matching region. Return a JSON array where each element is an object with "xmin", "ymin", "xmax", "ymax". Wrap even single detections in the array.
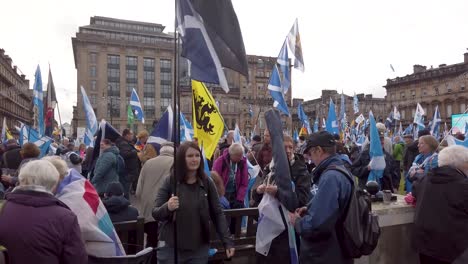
[{"xmin": 0, "ymin": 120, "xmax": 467, "ymax": 264}]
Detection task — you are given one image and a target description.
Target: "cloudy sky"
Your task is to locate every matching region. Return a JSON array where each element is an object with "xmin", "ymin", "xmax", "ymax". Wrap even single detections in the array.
[{"xmin": 2, "ymin": 0, "xmax": 468, "ymax": 123}]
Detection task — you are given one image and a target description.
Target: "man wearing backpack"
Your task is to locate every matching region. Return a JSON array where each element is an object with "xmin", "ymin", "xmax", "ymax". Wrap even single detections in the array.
[{"xmin": 289, "ymin": 131, "xmax": 353, "ymax": 264}]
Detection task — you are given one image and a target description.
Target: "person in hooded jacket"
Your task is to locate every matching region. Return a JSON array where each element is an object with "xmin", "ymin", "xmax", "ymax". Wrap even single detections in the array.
[
  {"xmin": 0, "ymin": 160, "xmax": 87, "ymax": 264},
  {"xmin": 1, "ymin": 142, "xmax": 41, "ymax": 189},
  {"xmin": 1, "ymin": 139, "xmax": 22, "ymax": 171},
  {"xmin": 115, "ymin": 129, "xmax": 140, "ymax": 195},
  {"xmin": 91, "ymin": 139, "xmax": 120, "ymax": 196},
  {"xmin": 103, "ymin": 181, "xmax": 139, "ymax": 223},
  {"xmin": 412, "ymin": 145, "xmax": 468, "ymax": 264}
]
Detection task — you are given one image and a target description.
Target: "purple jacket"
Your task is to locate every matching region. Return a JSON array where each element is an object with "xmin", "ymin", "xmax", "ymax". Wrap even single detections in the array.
[
  {"xmin": 0, "ymin": 188, "xmax": 88, "ymax": 264},
  {"xmin": 212, "ymin": 149, "xmax": 248, "ymax": 202}
]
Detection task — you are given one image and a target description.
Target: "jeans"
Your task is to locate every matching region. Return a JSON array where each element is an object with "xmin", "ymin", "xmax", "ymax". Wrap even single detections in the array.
[{"xmin": 157, "ymin": 244, "xmax": 209, "ymax": 264}]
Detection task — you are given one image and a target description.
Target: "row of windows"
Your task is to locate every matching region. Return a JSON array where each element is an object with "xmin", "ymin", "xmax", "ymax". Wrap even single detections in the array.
[
  {"xmin": 390, "ymin": 85, "xmax": 467, "ymax": 100},
  {"xmin": 94, "ymin": 20, "xmax": 162, "ymax": 33},
  {"xmin": 81, "ymin": 29, "xmax": 173, "ymax": 44}
]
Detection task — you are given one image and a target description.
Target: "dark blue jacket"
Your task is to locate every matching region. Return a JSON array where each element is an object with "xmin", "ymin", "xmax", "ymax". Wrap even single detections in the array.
[
  {"xmin": 295, "ymin": 154, "xmax": 353, "ymax": 264},
  {"xmin": 103, "ymin": 196, "xmax": 139, "ymax": 223}
]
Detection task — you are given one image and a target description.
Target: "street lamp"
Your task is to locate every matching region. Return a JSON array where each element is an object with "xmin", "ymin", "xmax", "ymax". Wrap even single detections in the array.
[{"xmin": 103, "ymin": 84, "xmax": 114, "ymax": 125}]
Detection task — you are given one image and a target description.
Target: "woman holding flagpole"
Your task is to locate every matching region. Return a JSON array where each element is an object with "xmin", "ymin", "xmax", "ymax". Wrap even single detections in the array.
[{"xmin": 153, "ymin": 141, "xmax": 234, "ymax": 263}]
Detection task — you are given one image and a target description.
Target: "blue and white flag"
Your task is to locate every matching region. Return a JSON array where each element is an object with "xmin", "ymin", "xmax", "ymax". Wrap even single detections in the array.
[
  {"xmin": 19, "ymin": 124, "xmax": 52, "ymax": 157},
  {"xmin": 176, "ymin": 0, "xmax": 248, "ymax": 93},
  {"xmin": 368, "ymin": 111, "xmax": 386, "ymax": 184},
  {"xmin": 393, "ymin": 106, "xmax": 401, "ymax": 121},
  {"xmin": 353, "ymin": 93, "xmax": 359, "ymax": 114},
  {"xmin": 414, "ymin": 103, "xmax": 425, "ymax": 128},
  {"xmin": 403, "ymin": 123, "xmax": 413, "ymax": 135},
  {"xmin": 233, "ymin": 123, "xmax": 242, "ymax": 144},
  {"xmin": 287, "ymin": 18, "xmax": 304, "ymax": 72},
  {"xmin": 148, "ymin": 106, "xmax": 175, "ymax": 154},
  {"xmin": 81, "ymin": 86, "xmax": 98, "ymax": 147},
  {"xmin": 322, "ymin": 117, "xmax": 326, "ymax": 129},
  {"xmin": 326, "ymin": 98, "xmax": 339, "ymax": 135},
  {"xmin": 313, "ymin": 118, "xmax": 319, "ymax": 133},
  {"xmin": 293, "ymin": 129, "xmax": 299, "ymax": 142},
  {"xmin": 431, "ymin": 105, "xmax": 441, "ymax": 138},
  {"xmin": 297, "ymin": 103, "xmax": 311, "ymax": 134},
  {"xmin": 180, "ymin": 111, "xmax": 194, "ymax": 142},
  {"xmin": 397, "ymin": 122, "xmax": 403, "ymax": 137},
  {"xmin": 268, "ymin": 65, "xmax": 290, "ymax": 116},
  {"xmin": 277, "ymin": 40, "xmax": 290, "ymax": 94},
  {"xmin": 130, "ymin": 88, "xmax": 144, "ymax": 123},
  {"xmin": 33, "ymin": 65, "xmax": 44, "ymax": 136},
  {"xmin": 355, "ymin": 113, "xmax": 365, "ymax": 125},
  {"xmin": 249, "ymin": 104, "xmax": 254, "ymax": 118}
]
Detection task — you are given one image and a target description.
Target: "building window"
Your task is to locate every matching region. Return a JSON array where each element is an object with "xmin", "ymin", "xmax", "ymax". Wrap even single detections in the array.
[
  {"xmin": 90, "ymin": 66, "xmax": 96, "ymax": 77},
  {"xmin": 401, "ymin": 110, "xmax": 405, "ymax": 119},
  {"xmin": 144, "ymin": 71, "xmax": 155, "ymax": 81},
  {"xmin": 461, "ymin": 85, "xmax": 465, "ymax": 91},
  {"xmin": 107, "ymin": 82, "xmax": 120, "ymax": 96},
  {"xmin": 447, "ymin": 86, "xmax": 452, "ymax": 93},
  {"xmin": 400, "ymin": 91, "xmax": 405, "ymax": 99},
  {"xmin": 89, "ymin": 53, "xmax": 97, "ymax": 64},
  {"xmin": 107, "ymin": 68, "xmax": 119, "ymax": 82},
  {"xmin": 144, "ymin": 83, "xmax": 155, "ymax": 97},
  {"xmin": 144, "ymin": 58, "xmax": 155, "ymax": 69},
  {"xmin": 107, "ymin": 55, "xmax": 120, "ymax": 66},
  {"xmin": 161, "ymin": 98, "xmax": 171, "ymax": 112},
  {"xmin": 90, "ymin": 80, "xmax": 97, "ymax": 91},
  {"xmin": 160, "ymin": 59, "xmax": 172, "ymax": 72},
  {"xmin": 447, "ymin": 104, "xmax": 452, "ymax": 117},
  {"xmin": 126, "ymin": 56, "xmax": 137, "ymax": 67},
  {"xmin": 126, "ymin": 83, "xmax": 137, "ymax": 95},
  {"xmin": 143, "ymin": 97, "xmax": 155, "ymax": 118},
  {"xmin": 126, "ymin": 69, "xmax": 137, "ymax": 82},
  {"xmin": 460, "ymin": 103, "xmax": 466, "ymax": 113},
  {"xmin": 422, "ymin": 89, "xmax": 427, "ymax": 96},
  {"xmin": 411, "ymin": 90, "xmax": 415, "ymax": 97},
  {"xmin": 89, "ymin": 94, "xmax": 96, "ymax": 105},
  {"xmin": 391, "ymin": 93, "xmax": 395, "ymax": 100}
]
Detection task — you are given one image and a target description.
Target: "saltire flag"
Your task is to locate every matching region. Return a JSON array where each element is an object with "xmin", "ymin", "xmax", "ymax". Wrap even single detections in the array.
[
  {"xmin": 355, "ymin": 113, "xmax": 365, "ymax": 125},
  {"xmin": 403, "ymin": 123, "xmax": 413, "ymax": 135},
  {"xmin": 393, "ymin": 106, "xmax": 401, "ymax": 121},
  {"xmin": 313, "ymin": 118, "xmax": 319, "ymax": 133},
  {"xmin": 385, "ymin": 110, "xmax": 394, "ymax": 130},
  {"xmin": 430, "ymin": 105, "xmax": 441, "ymax": 138},
  {"xmin": 233, "ymin": 123, "xmax": 242, "ymax": 144},
  {"xmin": 1, "ymin": 117, "xmax": 13, "ymax": 143},
  {"xmin": 297, "ymin": 103, "xmax": 311, "ymax": 134},
  {"xmin": 148, "ymin": 106, "xmax": 175, "ymax": 154},
  {"xmin": 268, "ymin": 65, "xmax": 290, "ymax": 116},
  {"xmin": 287, "ymin": 18, "xmax": 304, "ymax": 72},
  {"xmin": 19, "ymin": 124, "xmax": 52, "ymax": 157},
  {"xmin": 90, "ymin": 120, "xmax": 122, "ymax": 168},
  {"xmin": 176, "ymin": 0, "xmax": 248, "ymax": 93},
  {"xmin": 249, "ymin": 104, "xmax": 254, "ymax": 118},
  {"xmin": 293, "ymin": 129, "xmax": 299, "ymax": 142},
  {"xmin": 180, "ymin": 111, "xmax": 194, "ymax": 142},
  {"xmin": 127, "ymin": 105, "xmax": 134, "ymax": 126},
  {"xmin": 33, "ymin": 65, "xmax": 44, "ymax": 136},
  {"xmin": 414, "ymin": 103, "xmax": 425, "ymax": 128},
  {"xmin": 130, "ymin": 88, "xmax": 144, "ymax": 123},
  {"xmin": 367, "ymin": 111, "xmax": 386, "ymax": 186},
  {"xmin": 390, "ymin": 64, "xmax": 395, "ymax": 72},
  {"xmin": 45, "ymin": 67, "xmax": 57, "ymax": 137},
  {"xmin": 277, "ymin": 40, "xmax": 290, "ymax": 94},
  {"xmin": 192, "ymin": 80, "xmax": 224, "ymax": 159},
  {"xmin": 81, "ymin": 86, "xmax": 98, "ymax": 147},
  {"xmin": 56, "ymin": 169, "xmax": 125, "ymax": 257},
  {"xmin": 353, "ymin": 93, "xmax": 359, "ymax": 114},
  {"xmin": 326, "ymin": 98, "xmax": 339, "ymax": 135},
  {"xmin": 397, "ymin": 122, "xmax": 403, "ymax": 137}
]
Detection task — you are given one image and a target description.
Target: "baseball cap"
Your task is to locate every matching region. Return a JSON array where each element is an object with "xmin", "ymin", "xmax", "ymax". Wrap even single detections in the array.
[{"xmin": 304, "ymin": 131, "xmax": 336, "ymax": 153}]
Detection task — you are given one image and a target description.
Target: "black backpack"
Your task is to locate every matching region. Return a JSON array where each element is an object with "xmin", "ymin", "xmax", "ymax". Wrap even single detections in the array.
[{"xmin": 325, "ymin": 165, "xmax": 380, "ymax": 258}]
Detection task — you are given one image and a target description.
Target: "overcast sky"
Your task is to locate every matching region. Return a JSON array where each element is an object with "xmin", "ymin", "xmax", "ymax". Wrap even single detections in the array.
[{"xmin": 2, "ymin": 0, "xmax": 468, "ymax": 123}]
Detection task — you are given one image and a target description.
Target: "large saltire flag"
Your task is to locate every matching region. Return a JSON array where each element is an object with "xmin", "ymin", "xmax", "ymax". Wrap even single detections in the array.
[
  {"xmin": 19, "ymin": 124, "xmax": 53, "ymax": 157},
  {"xmin": 81, "ymin": 86, "xmax": 98, "ymax": 147},
  {"xmin": 297, "ymin": 103, "xmax": 311, "ymax": 134},
  {"xmin": 180, "ymin": 111, "xmax": 194, "ymax": 142},
  {"xmin": 368, "ymin": 111, "xmax": 386, "ymax": 185},
  {"xmin": 403, "ymin": 123, "xmax": 413, "ymax": 136},
  {"xmin": 130, "ymin": 88, "xmax": 144, "ymax": 123},
  {"xmin": 414, "ymin": 103, "xmax": 425, "ymax": 128},
  {"xmin": 431, "ymin": 105, "xmax": 441, "ymax": 138},
  {"xmin": 192, "ymin": 80, "xmax": 224, "ymax": 159},
  {"xmin": 287, "ymin": 18, "xmax": 305, "ymax": 72},
  {"xmin": 176, "ymin": 0, "xmax": 248, "ymax": 93},
  {"xmin": 56, "ymin": 169, "xmax": 125, "ymax": 257},
  {"xmin": 326, "ymin": 98, "xmax": 339, "ymax": 135},
  {"xmin": 33, "ymin": 65, "xmax": 44, "ymax": 136},
  {"xmin": 268, "ymin": 65, "xmax": 290, "ymax": 116},
  {"xmin": 1, "ymin": 117, "xmax": 13, "ymax": 143},
  {"xmin": 148, "ymin": 106, "xmax": 175, "ymax": 154},
  {"xmin": 277, "ymin": 40, "xmax": 290, "ymax": 94}
]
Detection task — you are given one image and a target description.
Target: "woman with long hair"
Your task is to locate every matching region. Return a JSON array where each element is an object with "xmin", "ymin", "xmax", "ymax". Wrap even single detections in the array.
[{"xmin": 153, "ymin": 141, "xmax": 234, "ymax": 263}]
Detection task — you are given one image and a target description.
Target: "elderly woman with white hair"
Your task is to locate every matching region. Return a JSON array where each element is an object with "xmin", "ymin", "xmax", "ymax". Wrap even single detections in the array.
[
  {"xmin": 0, "ymin": 160, "xmax": 87, "ymax": 264},
  {"xmin": 413, "ymin": 145, "xmax": 468, "ymax": 264}
]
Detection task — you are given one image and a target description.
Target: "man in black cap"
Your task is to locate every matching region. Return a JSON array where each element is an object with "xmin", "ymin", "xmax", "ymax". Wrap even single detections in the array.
[{"xmin": 289, "ymin": 131, "xmax": 353, "ymax": 264}]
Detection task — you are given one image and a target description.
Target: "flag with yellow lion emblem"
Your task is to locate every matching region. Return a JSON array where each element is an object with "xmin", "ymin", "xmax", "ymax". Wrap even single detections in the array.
[{"xmin": 192, "ymin": 80, "xmax": 224, "ymax": 160}]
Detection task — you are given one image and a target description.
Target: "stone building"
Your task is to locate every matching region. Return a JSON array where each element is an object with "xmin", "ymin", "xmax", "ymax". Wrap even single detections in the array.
[
  {"xmin": 0, "ymin": 49, "xmax": 32, "ymax": 134},
  {"xmin": 384, "ymin": 52, "xmax": 468, "ymax": 126}
]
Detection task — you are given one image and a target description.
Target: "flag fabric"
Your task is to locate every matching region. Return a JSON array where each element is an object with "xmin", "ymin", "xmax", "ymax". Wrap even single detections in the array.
[
  {"xmin": 313, "ymin": 118, "xmax": 319, "ymax": 133},
  {"xmin": 299, "ymin": 126, "xmax": 308, "ymax": 136},
  {"xmin": 393, "ymin": 106, "xmax": 401, "ymax": 121},
  {"xmin": 339, "ymin": 92, "xmax": 345, "ymax": 121},
  {"xmin": 19, "ymin": 124, "xmax": 52, "ymax": 157},
  {"xmin": 353, "ymin": 93, "xmax": 359, "ymax": 114},
  {"xmin": 192, "ymin": 80, "xmax": 224, "ymax": 159},
  {"xmin": 45, "ymin": 67, "xmax": 57, "ymax": 137},
  {"xmin": 249, "ymin": 104, "xmax": 253, "ymax": 118},
  {"xmin": 91, "ymin": 120, "xmax": 122, "ymax": 165},
  {"xmin": 180, "ymin": 111, "xmax": 194, "ymax": 142},
  {"xmin": 414, "ymin": 103, "xmax": 425, "ymax": 127},
  {"xmin": 33, "ymin": 65, "xmax": 44, "ymax": 136},
  {"xmin": 56, "ymin": 169, "xmax": 125, "ymax": 257},
  {"xmin": 403, "ymin": 123, "xmax": 413, "ymax": 135},
  {"xmin": 355, "ymin": 113, "xmax": 365, "ymax": 125},
  {"xmin": 397, "ymin": 122, "xmax": 403, "ymax": 137},
  {"xmin": 390, "ymin": 64, "xmax": 395, "ymax": 72},
  {"xmin": 176, "ymin": 0, "xmax": 248, "ymax": 93},
  {"xmin": 326, "ymin": 98, "xmax": 339, "ymax": 135},
  {"xmin": 1, "ymin": 117, "xmax": 13, "ymax": 143},
  {"xmin": 293, "ymin": 129, "xmax": 299, "ymax": 142},
  {"xmin": 443, "ymin": 122, "xmax": 449, "ymax": 137},
  {"xmin": 233, "ymin": 123, "xmax": 242, "ymax": 144},
  {"xmin": 148, "ymin": 106, "xmax": 175, "ymax": 154},
  {"xmin": 256, "ymin": 194, "xmax": 286, "ymax": 256},
  {"xmin": 130, "ymin": 88, "xmax": 144, "ymax": 123},
  {"xmin": 368, "ymin": 111, "xmax": 386, "ymax": 185},
  {"xmin": 127, "ymin": 105, "xmax": 134, "ymax": 127},
  {"xmin": 297, "ymin": 103, "xmax": 311, "ymax": 134},
  {"xmin": 431, "ymin": 105, "xmax": 441, "ymax": 138},
  {"xmin": 81, "ymin": 86, "xmax": 98, "ymax": 147},
  {"xmin": 385, "ymin": 110, "xmax": 394, "ymax": 130},
  {"xmin": 268, "ymin": 65, "xmax": 290, "ymax": 116},
  {"xmin": 201, "ymin": 145, "xmax": 211, "ymax": 178},
  {"xmin": 322, "ymin": 117, "xmax": 326, "ymax": 129},
  {"xmin": 286, "ymin": 18, "xmax": 304, "ymax": 72},
  {"xmin": 277, "ymin": 40, "xmax": 290, "ymax": 94}
]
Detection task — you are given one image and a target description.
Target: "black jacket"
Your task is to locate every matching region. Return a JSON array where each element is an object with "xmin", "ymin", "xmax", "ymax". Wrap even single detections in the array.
[
  {"xmin": 403, "ymin": 140, "xmax": 419, "ymax": 171},
  {"xmin": 413, "ymin": 166, "xmax": 468, "ymax": 263},
  {"xmin": 152, "ymin": 175, "xmax": 233, "ymax": 250},
  {"xmin": 115, "ymin": 137, "xmax": 140, "ymax": 181},
  {"xmin": 103, "ymin": 196, "xmax": 139, "ymax": 223},
  {"xmin": 350, "ymin": 149, "xmax": 395, "ymax": 191},
  {"xmin": 1, "ymin": 145, "xmax": 22, "ymax": 170}
]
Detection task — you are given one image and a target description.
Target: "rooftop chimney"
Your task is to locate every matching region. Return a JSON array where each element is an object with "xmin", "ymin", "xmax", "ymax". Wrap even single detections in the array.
[
  {"xmin": 464, "ymin": 53, "xmax": 468, "ymax": 63},
  {"xmin": 413, "ymin": 64, "xmax": 427, "ymax": 73}
]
